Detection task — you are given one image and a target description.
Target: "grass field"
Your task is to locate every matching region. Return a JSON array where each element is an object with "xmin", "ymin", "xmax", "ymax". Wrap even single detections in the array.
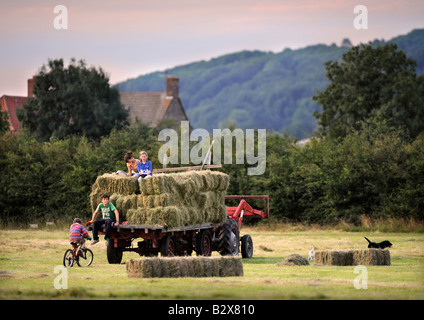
[{"xmin": 0, "ymin": 226, "xmax": 423, "ymax": 300}]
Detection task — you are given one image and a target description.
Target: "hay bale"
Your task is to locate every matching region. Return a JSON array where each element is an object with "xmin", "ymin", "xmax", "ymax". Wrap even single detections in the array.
[
  {"xmin": 126, "ymin": 256, "xmax": 243, "ymax": 278},
  {"xmin": 138, "ymin": 171, "xmax": 230, "ymax": 196},
  {"xmin": 126, "ymin": 203, "xmax": 227, "ymax": 229},
  {"xmin": 90, "ymin": 170, "xmax": 229, "ymax": 228},
  {"xmin": 276, "ymin": 254, "xmax": 310, "ymax": 266},
  {"xmin": 91, "ymin": 173, "xmax": 140, "ymax": 195},
  {"xmin": 315, "ymin": 249, "xmax": 391, "ymax": 266},
  {"xmin": 108, "ymin": 194, "xmax": 138, "ymax": 221},
  {"xmin": 126, "ymin": 206, "xmax": 189, "ymax": 228},
  {"xmin": 314, "ymin": 250, "xmax": 353, "ymax": 266},
  {"xmin": 125, "ymin": 190, "xmax": 227, "ymax": 228},
  {"xmin": 351, "ymin": 249, "xmax": 391, "ymax": 266}
]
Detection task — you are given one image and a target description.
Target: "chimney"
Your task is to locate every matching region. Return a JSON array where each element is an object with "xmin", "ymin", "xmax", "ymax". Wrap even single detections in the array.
[
  {"xmin": 27, "ymin": 76, "xmax": 35, "ymax": 98},
  {"xmin": 166, "ymin": 76, "xmax": 179, "ymax": 97}
]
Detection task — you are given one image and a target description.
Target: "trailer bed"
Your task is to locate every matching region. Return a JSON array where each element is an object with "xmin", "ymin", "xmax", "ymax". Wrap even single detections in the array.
[
  {"xmin": 115, "ymin": 222, "xmax": 220, "ymax": 233},
  {"xmin": 89, "ymin": 222, "xmax": 221, "ymax": 234}
]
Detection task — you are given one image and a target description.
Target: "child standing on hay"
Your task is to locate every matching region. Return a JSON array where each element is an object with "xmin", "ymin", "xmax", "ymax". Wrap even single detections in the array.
[
  {"xmin": 88, "ymin": 194, "xmax": 120, "ymax": 246},
  {"xmin": 137, "ymin": 151, "xmax": 153, "ymax": 179},
  {"xmin": 116, "ymin": 151, "xmax": 140, "ymax": 177}
]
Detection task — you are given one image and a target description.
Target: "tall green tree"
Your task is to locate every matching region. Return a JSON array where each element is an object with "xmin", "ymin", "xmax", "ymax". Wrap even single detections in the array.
[
  {"xmin": 17, "ymin": 58, "xmax": 128, "ymax": 141},
  {"xmin": 313, "ymin": 43, "xmax": 424, "ymax": 139}
]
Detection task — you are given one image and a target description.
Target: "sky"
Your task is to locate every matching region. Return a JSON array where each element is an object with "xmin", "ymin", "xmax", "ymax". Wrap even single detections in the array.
[{"xmin": 1, "ymin": 0, "xmax": 423, "ymax": 96}]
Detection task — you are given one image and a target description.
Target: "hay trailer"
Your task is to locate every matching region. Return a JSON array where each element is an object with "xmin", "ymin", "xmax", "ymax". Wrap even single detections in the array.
[{"xmin": 94, "ymin": 194, "xmax": 269, "ymax": 264}]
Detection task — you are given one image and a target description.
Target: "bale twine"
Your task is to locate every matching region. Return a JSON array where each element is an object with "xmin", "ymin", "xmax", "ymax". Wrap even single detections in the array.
[
  {"xmin": 126, "ymin": 256, "xmax": 243, "ymax": 278},
  {"xmin": 276, "ymin": 254, "xmax": 310, "ymax": 266},
  {"xmin": 315, "ymin": 249, "xmax": 391, "ymax": 266}
]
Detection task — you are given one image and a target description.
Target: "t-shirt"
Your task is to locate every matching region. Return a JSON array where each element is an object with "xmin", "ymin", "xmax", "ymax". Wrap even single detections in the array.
[
  {"xmin": 137, "ymin": 161, "xmax": 153, "ymax": 176},
  {"xmin": 69, "ymin": 223, "xmax": 90, "ymax": 242},
  {"xmin": 96, "ymin": 202, "xmax": 117, "ymax": 221}
]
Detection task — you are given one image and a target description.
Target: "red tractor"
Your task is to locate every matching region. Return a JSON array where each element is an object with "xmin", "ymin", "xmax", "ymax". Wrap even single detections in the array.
[{"xmin": 91, "ymin": 193, "xmax": 269, "ymax": 264}]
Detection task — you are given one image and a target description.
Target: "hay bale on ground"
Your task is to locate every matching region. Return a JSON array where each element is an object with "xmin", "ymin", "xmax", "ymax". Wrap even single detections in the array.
[
  {"xmin": 315, "ymin": 249, "xmax": 391, "ymax": 266},
  {"xmin": 315, "ymin": 250, "xmax": 353, "ymax": 266},
  {"xmin": 351, "ymin": 249, "xmax": 391, "ymax": 266},
  {"xmin": 276, "ymin": 254, "xmax": 310, "ymax": 266},
  {"xmin": 126, "ymin": 256, "xmax": 243, "ymax": 278}
]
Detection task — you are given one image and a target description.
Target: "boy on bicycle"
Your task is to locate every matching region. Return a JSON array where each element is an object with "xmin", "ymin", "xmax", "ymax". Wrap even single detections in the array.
[{"xmin": 69, "ymin": 218, "xmax": 91, "ymax": 250}]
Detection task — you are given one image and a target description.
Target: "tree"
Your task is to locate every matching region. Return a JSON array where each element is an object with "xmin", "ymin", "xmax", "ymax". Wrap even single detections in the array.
[
  {"xmin": 17, "ymin": 58, "xmax": 128, "ymax": 141},
  {"xmin": 0, "ymin": 109, "xmax": 9, "ymax": 136},
  {"xmin": 313, "ymin": 43, "xmax": 424, "ymax": 139}
]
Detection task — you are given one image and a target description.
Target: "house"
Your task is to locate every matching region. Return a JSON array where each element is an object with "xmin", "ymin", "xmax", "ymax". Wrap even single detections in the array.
[
  {"xmin": 1, "ymin": 76, "xmax": 190, "ymax": 133},
  {"xmin": 119, "ymin": 76, "xmax": 190, "ymax": 128},
  {"xmin": 0, "ymin": 77, "xmax": 34, "ymax": 133}
]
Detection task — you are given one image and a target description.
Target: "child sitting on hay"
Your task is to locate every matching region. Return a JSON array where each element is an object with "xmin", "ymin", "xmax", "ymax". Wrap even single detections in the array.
[
  {"xmin": 116, "ymin": 151, "xmax": 140, "ymax": 177},
  {"xmin": 88, "ymin": 194, "xmax": 120, "ymax": 246},
  {"xmin": 137, "ymin": 151, "xmax": 153, "ymax": 180}
]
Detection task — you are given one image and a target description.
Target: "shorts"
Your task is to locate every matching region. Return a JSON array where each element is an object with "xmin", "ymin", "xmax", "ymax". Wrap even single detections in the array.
[
  {"xmin": 70, "ymin": 238, "xmax": 86, "ymax": 245},
  {"xmin": 117, "ymin": 170, "xmax": 138, "ymax": 177}
]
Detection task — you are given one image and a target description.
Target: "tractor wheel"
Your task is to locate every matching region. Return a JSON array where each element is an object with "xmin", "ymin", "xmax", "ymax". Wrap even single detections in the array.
[
  {"xmin": 241, "ymin": 234, "xmax": 253, "ymax": 258},
  {"xmin": 196, "ymin": 230, "xmax": 212, "ymax": 256},
  {"xmin": 217, "ymin": 219, "xmax": 240, "ymax": 256},
  {"xmin": 107, "ymin": 240, "xmax": 123, "ymax": 264},
  {"xmin": 160, "ymin": 235, "xmax": 176, "ymax": 257}
]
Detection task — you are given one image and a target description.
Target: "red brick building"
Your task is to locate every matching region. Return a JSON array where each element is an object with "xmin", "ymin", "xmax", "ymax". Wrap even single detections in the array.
[{"xmin": 0, "ymin": 77, "xmax": 34, "ymax": 133}]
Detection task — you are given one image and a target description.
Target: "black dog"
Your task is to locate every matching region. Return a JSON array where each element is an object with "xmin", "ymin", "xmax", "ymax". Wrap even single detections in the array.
[{"xmin": 364, "ymin": 237, "xmax": 393, "ymax": 249}]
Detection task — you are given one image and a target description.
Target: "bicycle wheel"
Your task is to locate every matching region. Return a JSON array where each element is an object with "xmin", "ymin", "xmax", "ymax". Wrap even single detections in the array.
[
  {"xmin": 63, "ymin": 249, "xmax": 75, "ymax": 268},
  {"xmin": 76, "ymin": 248, "xmax": 93, "ymax": 267}
]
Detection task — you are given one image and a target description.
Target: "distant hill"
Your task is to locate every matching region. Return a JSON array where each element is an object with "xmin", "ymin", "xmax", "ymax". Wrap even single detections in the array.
[{"xmin": 116, "ymin": 29, "xmax": 424, "ymax": 138}]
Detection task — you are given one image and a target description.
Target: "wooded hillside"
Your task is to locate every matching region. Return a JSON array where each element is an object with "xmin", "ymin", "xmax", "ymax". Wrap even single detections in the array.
[{"xmin": 117, "ymin": 29, "xmax": 424, "ymax": 138}]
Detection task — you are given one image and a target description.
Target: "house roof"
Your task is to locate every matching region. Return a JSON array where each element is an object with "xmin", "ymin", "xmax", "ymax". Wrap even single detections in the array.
[
  {"xmin": 0, "ymin": 95, "xmax": 27, "ymax": 132},
  {"xmin": 119, "ymin": 92, "xmax": 175, "ymax": 127}
]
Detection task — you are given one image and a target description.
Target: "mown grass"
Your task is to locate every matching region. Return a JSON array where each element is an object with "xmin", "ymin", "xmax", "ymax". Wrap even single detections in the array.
[{"xmin": 0, "ymin": 227, "xmax": 423, "ymax": 300}]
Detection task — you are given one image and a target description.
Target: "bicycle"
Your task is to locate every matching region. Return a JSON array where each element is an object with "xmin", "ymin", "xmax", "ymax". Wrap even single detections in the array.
[{"xmin": 63, "ymin": 241, "xmax": 94, "ymax": 268}]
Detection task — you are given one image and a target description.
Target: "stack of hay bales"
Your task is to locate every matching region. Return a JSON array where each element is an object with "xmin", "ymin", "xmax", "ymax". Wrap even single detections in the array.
[
  {"xmin": 126, "ymin": 256, "xmax": 243, "ymax": 278},
  {"xmin": 315, "ymin": 249, "xmax": 391, "ymax": 266},
  {"xmin": 90, "ymin": 170, "xmax": 229, "ymax": 228}
]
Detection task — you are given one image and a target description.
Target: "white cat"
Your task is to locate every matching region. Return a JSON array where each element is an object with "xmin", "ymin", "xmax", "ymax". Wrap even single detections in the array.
[{"xmin": 308, "ymin": 246, "xmax": 315, "ymax": 261}]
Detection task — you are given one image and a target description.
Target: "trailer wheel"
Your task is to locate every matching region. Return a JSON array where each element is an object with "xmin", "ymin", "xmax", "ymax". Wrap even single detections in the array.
[
  {"xmin": 107, "ymin": 240, "xmax": 123, "ymax": 264},
  {"xmin": 241, "ymin": 234, "xmax": 253, "ymax": 258},
  {"xmin": 160, "ymin": 235, "xmax": 176, "ymax": 257},
  {"xmin": 196, "ymin": 230, "xmax": 212, "ymax": 256},
  {"xmin": 218, "ymin": 219, "xmax": 240, "ymax": 256}
]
